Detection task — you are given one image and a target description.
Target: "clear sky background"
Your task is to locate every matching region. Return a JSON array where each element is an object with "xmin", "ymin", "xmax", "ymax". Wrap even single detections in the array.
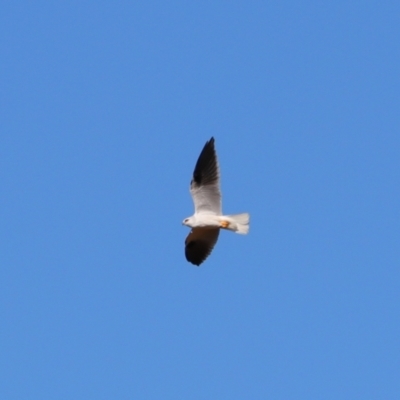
[{"xmin": 1, "ymin": 1, "xmax": 399, "ymax": 399}]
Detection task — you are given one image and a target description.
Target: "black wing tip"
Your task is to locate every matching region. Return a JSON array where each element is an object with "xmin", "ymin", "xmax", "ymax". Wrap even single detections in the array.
[
  {"xmin": 184, "ymin": 229, "xmax": 220, "ymax": 266},
  {"xmin": 199, "ymin": 137, "xmax": 215, "ymax": 153},
  {"xmin": 187, "ymin": 257, "xmax": 205, "ymax": 266},
  {"xmin": 204, "ymin": 137, "xmax": 215, "ymax": 150},
  {"xmin": 185, "ymin": 240, "xmax": 206, "ymax": 266},
  {"xmin": 191, "ymin": 137, "xmax": 218, "ymax": 186}
]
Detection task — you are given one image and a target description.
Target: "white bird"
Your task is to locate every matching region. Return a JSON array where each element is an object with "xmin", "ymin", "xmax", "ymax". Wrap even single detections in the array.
[{"xmin": 183, "ymin": 137, "xmax": 250, "ymax": 266}]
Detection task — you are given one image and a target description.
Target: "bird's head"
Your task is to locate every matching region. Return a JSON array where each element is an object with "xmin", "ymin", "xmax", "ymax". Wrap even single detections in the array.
[{"xmin": 182, "ymin": 217, "xmax": 194, "ymax": 227}]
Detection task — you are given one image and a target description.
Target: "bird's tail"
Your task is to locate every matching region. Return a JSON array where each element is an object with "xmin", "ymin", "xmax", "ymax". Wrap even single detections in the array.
[{"xmin": 225, "ymin": 213, "xmax": 250, "ymax": 234}]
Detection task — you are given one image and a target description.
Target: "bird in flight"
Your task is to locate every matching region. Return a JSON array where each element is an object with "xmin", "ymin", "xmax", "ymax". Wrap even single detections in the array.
[{"xmin": 183, "ymin": 137, "xmax": 250, "ymax": 266}]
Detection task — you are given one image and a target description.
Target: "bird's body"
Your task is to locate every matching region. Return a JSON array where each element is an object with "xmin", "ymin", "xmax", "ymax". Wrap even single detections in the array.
[
  {"xmin": 184, "ymin": 213, "xmax": 249, "ymax": 232},
  {"xmin": 183, "ymin": 137, "xmax": 249, "ymax": 266}
]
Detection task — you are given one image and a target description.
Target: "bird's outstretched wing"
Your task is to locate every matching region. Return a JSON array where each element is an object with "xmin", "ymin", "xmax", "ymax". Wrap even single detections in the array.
[
  {"xmin": 185, "ymin": 228, "xmax": 220, "ymax": 266},
  {"xmin": 190, "ymin": 137, "xmax": 221, "ymax": 215}
]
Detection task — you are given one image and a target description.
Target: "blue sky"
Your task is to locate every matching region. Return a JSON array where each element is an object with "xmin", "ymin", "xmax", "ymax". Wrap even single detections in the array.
[{"xmin": 1, "ymin": 1, "xmax": 399, "ymax": 399}]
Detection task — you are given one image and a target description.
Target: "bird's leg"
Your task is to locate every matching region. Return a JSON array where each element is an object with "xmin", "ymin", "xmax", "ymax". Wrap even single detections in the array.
[{"xmin": 220, "ymin": 220, "xmax": 230, "ymax": 229}]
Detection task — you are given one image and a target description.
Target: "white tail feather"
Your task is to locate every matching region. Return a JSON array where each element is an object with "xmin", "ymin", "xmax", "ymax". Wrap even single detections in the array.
[{"xmin": 227, "ymin": 213, "xmax": 250, "ymax": 234}]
